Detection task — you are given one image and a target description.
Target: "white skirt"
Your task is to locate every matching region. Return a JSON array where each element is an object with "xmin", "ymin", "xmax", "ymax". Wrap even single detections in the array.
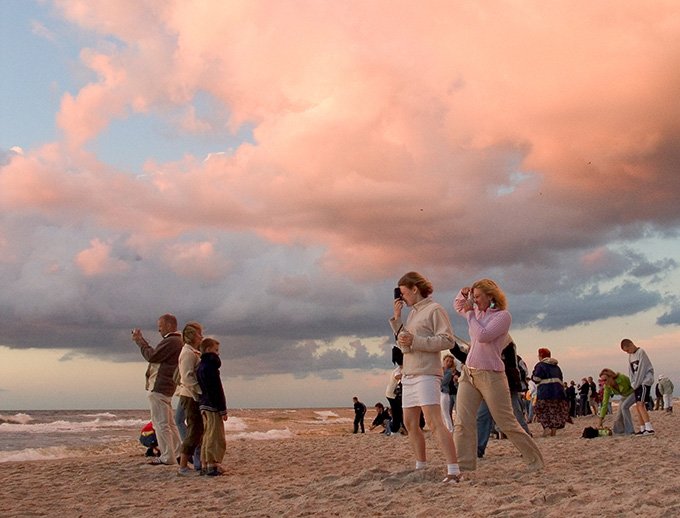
[{"xmin": 401, "ymin": 374, "xmax": 442, "ymax": 408}]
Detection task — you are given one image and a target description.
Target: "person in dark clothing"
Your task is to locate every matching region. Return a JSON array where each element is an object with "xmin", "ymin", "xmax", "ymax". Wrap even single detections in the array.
[
  {"xmin": 139, "ymin": 421, "xmax": 160, "ymax": 457},
  {"xmin": 352, "ymin": 397, "xmax": 367, "ymax": 433},
  {"xmin": 386, "ymin": 346, "xmax": 404, "ymax": 434},
  {"xmin": 197, "ymin": 338, "xmax": 228, "ymax": 476},
  {"xmin": 369, "ymin": 402, "xmax": 391, "ymax": 432},
  {"xmin": 566, "ymin": 381, "xmax": 577, "ymax": 418},
  {"xmin": 578, "ymin": 379, "xmax": 590, "ymax": 416},
  {"xmin": 532, "ymin": 349, "xmax": 570, "ymax": 437},
  {"xmin": 587, "ymin": 377, "xmax": 598, "ymax": 415}
]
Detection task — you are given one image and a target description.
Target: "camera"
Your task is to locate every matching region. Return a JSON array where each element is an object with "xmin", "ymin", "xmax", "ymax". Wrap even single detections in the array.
[{"xmin": 394, "ymin": 287, "xmax": 403, "ymax": 300}]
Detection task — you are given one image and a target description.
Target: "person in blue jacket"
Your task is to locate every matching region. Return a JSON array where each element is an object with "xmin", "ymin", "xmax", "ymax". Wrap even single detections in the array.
[{"xmin": 531, "ymin": 348, "xmax": 570, "ymax": 437}]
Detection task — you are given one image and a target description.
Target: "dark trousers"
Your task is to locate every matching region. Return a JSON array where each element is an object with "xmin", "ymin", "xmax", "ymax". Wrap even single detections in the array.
[
  {"xmin": 387, "ymin": 397, "xmax": 403, "ymax": 432},
  {"xmin": 353, "ymin": 414, "xmax": 365, "ymax": 433},
  {"xmin": 568, "ymin": 398, "xmax": 577, "ymax": 417},
  {"xmin": 179, "ymin": 395, "xmax": 204, "ymax": 456}
]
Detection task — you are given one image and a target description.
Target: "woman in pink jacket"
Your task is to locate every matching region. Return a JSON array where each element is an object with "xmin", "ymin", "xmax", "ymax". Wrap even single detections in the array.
[{"xmin": 453, "ymin": 279, "xmax": 543, "ymax": 473}]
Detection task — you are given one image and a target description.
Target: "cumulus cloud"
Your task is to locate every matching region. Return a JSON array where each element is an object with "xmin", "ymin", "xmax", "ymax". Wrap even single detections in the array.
[
  {"xmin": 75, "ymin": 238, "xmax": 130, "ymax": 276},
  {"xmin": 2, "ymin": 2, "xmax": 680, "ymax": 379}
]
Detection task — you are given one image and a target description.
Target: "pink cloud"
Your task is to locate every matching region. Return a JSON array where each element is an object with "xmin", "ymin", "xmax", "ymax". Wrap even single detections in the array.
[
  {"xmin": 5, "ymin": 2, "xmax": 680, "ymax": 280},
  {"xmin": 162, "ymin": 240, "xmax": 231, "ymax": 280},
  {"xmin": 74, "ymin": 238, "xmax": 130, "ymax": 276}
]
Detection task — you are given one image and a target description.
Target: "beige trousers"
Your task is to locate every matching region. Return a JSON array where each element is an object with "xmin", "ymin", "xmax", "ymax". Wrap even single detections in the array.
[
  {"xmin": 148, "ymin": 391, "xmax": 181, "ymax": 465},
  {"xmin": 453, "ymin": 366, "xmax": 544, "ymax": 472}
]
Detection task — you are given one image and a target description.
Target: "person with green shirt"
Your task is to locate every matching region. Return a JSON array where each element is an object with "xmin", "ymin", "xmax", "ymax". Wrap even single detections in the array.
[{"xmin": 597, "ymin": 368, "xmax": 636, "ymax": 435}]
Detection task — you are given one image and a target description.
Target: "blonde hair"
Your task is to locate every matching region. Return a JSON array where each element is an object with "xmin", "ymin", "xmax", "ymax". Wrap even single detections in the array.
[
  {"xmin": 398, "ymin": 272, "xmax": 433, "ymax": 298},
  {"xmin": 599, "ymin": 368, "xmax": 619, "ymax": 380},
  {"xmin": 472, "ymin": 279, "xmax": 507, "ymax": 310},
  {"xmin": 182, "ymin": 321, "xmax": 202, "ymax": 345}
]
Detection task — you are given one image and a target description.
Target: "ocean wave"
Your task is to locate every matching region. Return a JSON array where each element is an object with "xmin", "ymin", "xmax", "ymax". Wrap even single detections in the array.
[
  {"xmin": 224, "ymin": 416, "xmax": 248, "ymax": 432},
  {"xmin": 227, "ymin": 428, "xmax": 294, "ymax": 441},
  {"xmin": 303, "ymin": 411, "xmax": 353, "ymax": 424},
  {"xmin": 0, "ymin": 446, "xmax": 85, "ymax": 463},
  {"xmin": 0, "ymin": 417, "xmax": 148, "ymax": 434},
  {"xmin": 0, "ymin": 413, "xmax": 34, "ymax": 425},
  {"xmin": 314, "ymin": 411, "xmax": 340, "ymax": 419},
  {"xmin": 83, "ymin": 412, "xmax": 117, "ymax": 419}
]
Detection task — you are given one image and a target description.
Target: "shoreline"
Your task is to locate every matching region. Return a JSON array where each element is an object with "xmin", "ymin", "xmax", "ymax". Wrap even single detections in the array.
[{"xmin": 2, "ymin": 410, "xmax": 679, "ymax": 517}]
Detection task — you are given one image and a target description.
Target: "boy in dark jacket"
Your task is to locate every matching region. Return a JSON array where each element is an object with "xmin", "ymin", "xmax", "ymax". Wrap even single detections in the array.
[{"xmin": 197, "ymin": 338, "xmax": 228, "ymax": 476}]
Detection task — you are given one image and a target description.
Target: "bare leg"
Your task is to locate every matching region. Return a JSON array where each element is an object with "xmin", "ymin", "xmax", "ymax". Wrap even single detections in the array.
[
  {"xmin": 421, "ymin": 404, "xmax": 458, "ymax": 464},
  {"xmin": 635, "ymin": 401, "xmax": 652, "ymax": 427},
  {"xmin": 403, "ymin": 407, "xmax": 426, "ymax": 462}
]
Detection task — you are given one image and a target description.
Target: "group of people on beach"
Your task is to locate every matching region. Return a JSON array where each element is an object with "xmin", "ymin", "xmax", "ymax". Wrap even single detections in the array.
[
  {"xmin": 133, "ymin": 315, "xmax": 228, "ymax": 476},
  {"xmin": 131, "ymin": 273, "xmax": 673, "ymax": 484},
  {"xmin": 374, "ymin": 271, "xmax": 673, "ymax": 483}
]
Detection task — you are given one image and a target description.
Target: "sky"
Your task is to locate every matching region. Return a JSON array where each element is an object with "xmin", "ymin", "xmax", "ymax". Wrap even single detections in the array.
[{"xmin": 1, "ymin": 1, "xmax": 679, "ymax": 410}]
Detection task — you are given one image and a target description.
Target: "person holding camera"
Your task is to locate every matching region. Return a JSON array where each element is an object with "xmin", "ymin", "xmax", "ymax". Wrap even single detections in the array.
[
  {"xmin": 389, "ymin": 271, "xmax": 460, "ymax": 483},
  {"xmin": 132, "ymin": 314, "xmax": 183, "ymax": 466},
  {"xmin": 453, "ymin": 279, "xmax": 543, "ymax": 473}
]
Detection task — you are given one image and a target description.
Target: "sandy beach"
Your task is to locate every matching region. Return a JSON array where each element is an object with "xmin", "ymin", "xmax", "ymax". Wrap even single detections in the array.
[{"xmin": 1, "ymin": 407, "xmax": 678, "ymax": 518}]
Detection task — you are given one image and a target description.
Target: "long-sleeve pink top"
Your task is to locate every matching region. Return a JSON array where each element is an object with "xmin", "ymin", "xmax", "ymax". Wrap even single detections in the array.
[{"xmin": 453, "ymin": 291, "xmax": 511, "ymax": 372}]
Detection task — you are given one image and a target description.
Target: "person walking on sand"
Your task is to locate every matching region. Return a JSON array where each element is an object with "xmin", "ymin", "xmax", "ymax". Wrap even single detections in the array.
[
  {"xmin": 449, "ymin": 335, "xmax": 531, "ymax": 460},
  {"xmin": 620, "ymin": 339, "xmax": 655, "ymax": 435},
  {"xmin": 453, "ymin": 279, "xmax": 543, "ymax": 472},
  {"xmin": 132, "ymin": 314, "xmax": 183, "ymax": 466},
  {"xmin": 657, "ymin": 374, "xmax": 674, "ymax": 413},
  {"xmin": 389, "ymin": 271, "xmax": 461, "ymax": 483},
  {"xmin": 352, "ymin": 397, "xmax": 367, "ymax": 433},
  {"xmin": 531, "ymin": 349, "xmax": 570, "ymax": 437}
]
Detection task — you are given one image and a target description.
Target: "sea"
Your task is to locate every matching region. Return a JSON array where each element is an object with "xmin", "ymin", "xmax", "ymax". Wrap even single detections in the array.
[{"xmin": 0, "ymin": 408, "xmax": 355, "ymax": 463}]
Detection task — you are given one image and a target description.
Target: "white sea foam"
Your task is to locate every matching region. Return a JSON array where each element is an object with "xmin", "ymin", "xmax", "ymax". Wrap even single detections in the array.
[
  {"xmin": 84, "ymin": 412, "xmax": 117, "ymax": 419},
  {"xmin": 0, "ymin": 446, "xmax": 81, "ymax": 463},
  {"xmin": 314, "ymin": 411, "xmax": 340, "ymax": 419},
  {"xmin": 0, "ymin": 413, "xmax": 34, "ymax": 425},
  {"xmin": 224, "ymin": 416, "xmax": 248, "ymax": 432},
  {"xmin": 227, "ymin": 428, "xmax": 294, "ymax": 441},
  {"xmin": 305, "ymin": 411, "xmax": 352, "ymax": 424},
  {"xmin": 0, "ymin": 418, "xmax": 147, "ymax": 434}
]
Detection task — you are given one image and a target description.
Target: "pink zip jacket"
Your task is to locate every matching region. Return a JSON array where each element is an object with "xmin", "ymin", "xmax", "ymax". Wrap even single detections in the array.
[{"xmin": 454, "ymin": 291, "xmax": 511, "ymax": 372}]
